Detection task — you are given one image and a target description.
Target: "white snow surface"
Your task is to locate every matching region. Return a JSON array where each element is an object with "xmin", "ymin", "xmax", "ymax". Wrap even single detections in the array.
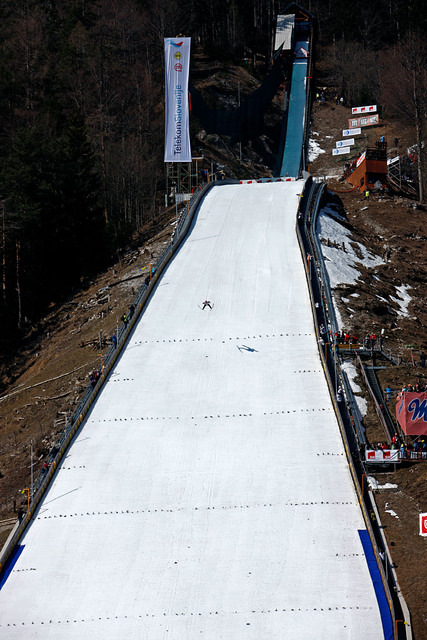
[
  {"xmin": 316, "ymin": 210, "xmax": 384, "ymax": 290},
  {"xmin": 367, "ymin": 477, "xmax": 398, "ymax": 491},
  {"xmin": 0, "ymin": 183, "xmax": 383, "ymax": 639},
  {"xmin": 390, "ymin": 284, "xmax": 412, "ymax": 317},
  {"xmin": 341, "ymin": 361, "xmax": 368, "ymax": 417},
  {"xmin": 316, "ymin": 209, "xmax": 385, "ymax": 331},
  {"xmin": 308, "ymin": 137, "xmax": 325, "ymax": 162},
  {"xmin": 385, "ymin": 509, "xmax": 400, "ymax": 519}
]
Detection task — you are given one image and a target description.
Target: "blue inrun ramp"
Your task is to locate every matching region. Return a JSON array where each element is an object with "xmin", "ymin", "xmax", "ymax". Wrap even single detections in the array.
[{"xmin": 279, "ymin": 58, "xmax": 308, "ymax": 178}]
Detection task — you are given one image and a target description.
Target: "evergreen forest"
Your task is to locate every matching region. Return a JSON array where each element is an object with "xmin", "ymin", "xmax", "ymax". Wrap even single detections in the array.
[{"xmin": 0, "ymin": 0, "xmax": 426, "ymax": 334}]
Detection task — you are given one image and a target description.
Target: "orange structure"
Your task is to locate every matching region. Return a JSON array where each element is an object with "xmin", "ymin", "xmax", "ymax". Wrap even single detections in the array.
[{"xmin": 345, "ymin": 140, "xmax": 388, "ymax": 192}]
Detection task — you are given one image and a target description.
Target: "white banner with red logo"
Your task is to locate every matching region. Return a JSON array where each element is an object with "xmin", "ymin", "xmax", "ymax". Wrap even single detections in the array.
[
  {"xmin": 396, "ymin": 391, "xmax": 427, "ymax": 435},
  {"xmin": 356, "ymin": 151, "xmax": 366, "ymax": 167},
  {"xmin": 352, "ymin": 104, "xmax": 377, "ymax": 115},
  {"xmin": 420, "ymin": 513, "xmax": 427, "ymax": 536},
  {"xmin": 164, "ymin": 38, "xmax": 192, "ymax": 163},
  {"xmin": 365, "ymin": 449, "xmax": 399, "ymax": 463},
  {"xmin": 348, "ymin": 114, "xmax": 379, "ymax": 129}
]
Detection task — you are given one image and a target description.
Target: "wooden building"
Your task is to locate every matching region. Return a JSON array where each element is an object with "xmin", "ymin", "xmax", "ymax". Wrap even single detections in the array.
[{"xmin": 346, "ymin": 140, "xmax": 388, "ymax": 192}]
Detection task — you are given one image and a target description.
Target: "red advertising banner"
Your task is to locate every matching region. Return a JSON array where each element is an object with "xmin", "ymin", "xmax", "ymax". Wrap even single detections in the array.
[
  {"xmin": 348, "ymin": 114, "xmax": 379, "ymax": 129},
  {"xmin": 420, "ymin": 513, "xmax": 427, "ymax": 536},
  {"xmin": 396, "ymin": 392, "xmax": 427, "ymax": 435},
  {"xmin": 352, "ymin": 104, "xmax": 377, "ymax": 115}
]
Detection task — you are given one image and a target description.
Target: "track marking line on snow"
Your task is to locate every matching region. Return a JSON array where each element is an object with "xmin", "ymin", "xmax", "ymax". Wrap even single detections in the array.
[
  {"xmin": 89, "ymin": 407, "xmax": 333, "ymax": 424},
  {"xmin": 0, "ymin": 603, "xmax": 375, "ymax": 629},
  {"xmin": 37, "ymin": 501, "xmax": 356, "ymax": 521},
  {"xmin": 129, "ymin": 332, "xmax": 314, "ymax": 347}
]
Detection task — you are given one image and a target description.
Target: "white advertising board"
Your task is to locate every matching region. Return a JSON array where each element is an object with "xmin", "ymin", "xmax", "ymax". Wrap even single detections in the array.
[
  {"xmin": 343, "ymin": 128, "xmax": 361, "ymax": 137},
  {"xmin": 365, "ymin": 449, "xmax": 399, "ymax": 463},
  {"xmin": 332, "ymin": 147, "xmax": 351, "ymax": 156},
  {"xmin": 336, "ymin": 138, "xmax": 355, "ymax": 148}
]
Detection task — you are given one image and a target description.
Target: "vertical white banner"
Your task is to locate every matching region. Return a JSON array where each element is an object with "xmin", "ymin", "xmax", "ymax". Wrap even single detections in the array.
[{"xmin": 164, "ymin": 38, "xmax": 192, "ymax": 163}]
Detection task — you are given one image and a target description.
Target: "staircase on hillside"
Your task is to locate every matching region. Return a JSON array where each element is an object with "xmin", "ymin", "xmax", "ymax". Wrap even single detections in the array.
[{"xmin": 363, "ymin": 365, "xmax": 397, "ymax": 441}]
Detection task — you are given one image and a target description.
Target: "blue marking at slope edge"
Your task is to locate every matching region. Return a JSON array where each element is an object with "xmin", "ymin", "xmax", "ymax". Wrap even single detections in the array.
[
  {"xmin": 0, "ymin": 545, "xmax": 25, "ymax": 590},
  {"xmin": 279, "ymin": 59, "xmax": 307, "ymax": 178},
  {"xmin": 358, "ymin": 530, "xmax": 393, "ymax": 640}
]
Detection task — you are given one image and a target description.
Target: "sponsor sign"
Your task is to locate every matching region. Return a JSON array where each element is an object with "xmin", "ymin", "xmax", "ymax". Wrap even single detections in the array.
[
  {"xmin": 164, "ymin": 38, "xmax": 192, "ymax": 163},
  {"xmin": 175, "ymin": 193, "xmax": 192, "ymax": 203},
  {"xmin": 396, "ymin": 391, "xmax": 427, "ymax": 435},
  {"xmin": 387, "ymin": 155, "xmax": 400, "ymax": 166},
  {"xmin": 274, "ymin": 14, "xmax": 295, "ymax": 52},
  {"xmin": 420, "ymin": 513, "xmax": 427, "ymax": 536},
  {"xmin": 294, "ymin": 40, "xmax": 309, "ymax": 58},
  {"xmin": 336, "ymin": 138, "xmax": 355, "ymax": 148},
  {"xmin": 365, "ymin": 449, "xmax": 400, "ymax": 463},
  {"xmin": 343, "ymin": 128, "xmax": 362, "ymax": 137},
  {"xmin": 352, "ymin": 104, "xmax": 377, "ymax": 114},
  {"xmin": 348, "ymin": 114, "xmax": 379, "ymax": 129},
  {"xmin": 332, "ymin": 147, "xmax": 351, "ymax": 156},
  {"xmin": 356, "ymin": 151, "xmax": 366, "ymax": 167}
]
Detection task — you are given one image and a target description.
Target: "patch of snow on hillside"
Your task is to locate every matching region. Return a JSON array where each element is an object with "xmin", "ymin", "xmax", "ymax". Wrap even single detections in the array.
[
  {"xmin": 334, "ymin": 304, "xmax": 344, "ymax": 329},
  {"xmin": 341, "ymin": 360, "xmax": 368, "ymax": 417},
  {"xmin": 316, "ymin": 210, "xmax": 385, "ymax": 290},
  {"xmin": 390, "ymin": 284, "xmax": 412, "ymax": 317},
  {"xmin": 367, "ymin": 477, "xmax": 398, "ymax": 491},
  {"xmin": 309, "ymin": 138, "xmax": 325, "ymax": 162}
]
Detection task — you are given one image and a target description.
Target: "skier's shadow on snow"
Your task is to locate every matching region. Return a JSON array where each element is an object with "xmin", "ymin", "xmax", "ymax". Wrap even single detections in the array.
[{"xmin": 237, "ymin": 345, "xmax": 258, "ymax": 353}]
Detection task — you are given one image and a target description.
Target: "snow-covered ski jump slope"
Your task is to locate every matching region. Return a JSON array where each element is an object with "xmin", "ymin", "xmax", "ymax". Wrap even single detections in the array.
[{"xmin": 1, "ymin": 182, "xmax": 384, "ymax": 639}]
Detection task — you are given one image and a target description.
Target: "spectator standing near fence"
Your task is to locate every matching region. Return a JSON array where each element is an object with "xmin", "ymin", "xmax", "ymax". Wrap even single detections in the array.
[
  {"xmin": 90, "ymin": 370, "xmax": 100, "ymax": 388},
  {"xmin": 112, "ymin": 333, "xmax": 117, "ymax": 349}
]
